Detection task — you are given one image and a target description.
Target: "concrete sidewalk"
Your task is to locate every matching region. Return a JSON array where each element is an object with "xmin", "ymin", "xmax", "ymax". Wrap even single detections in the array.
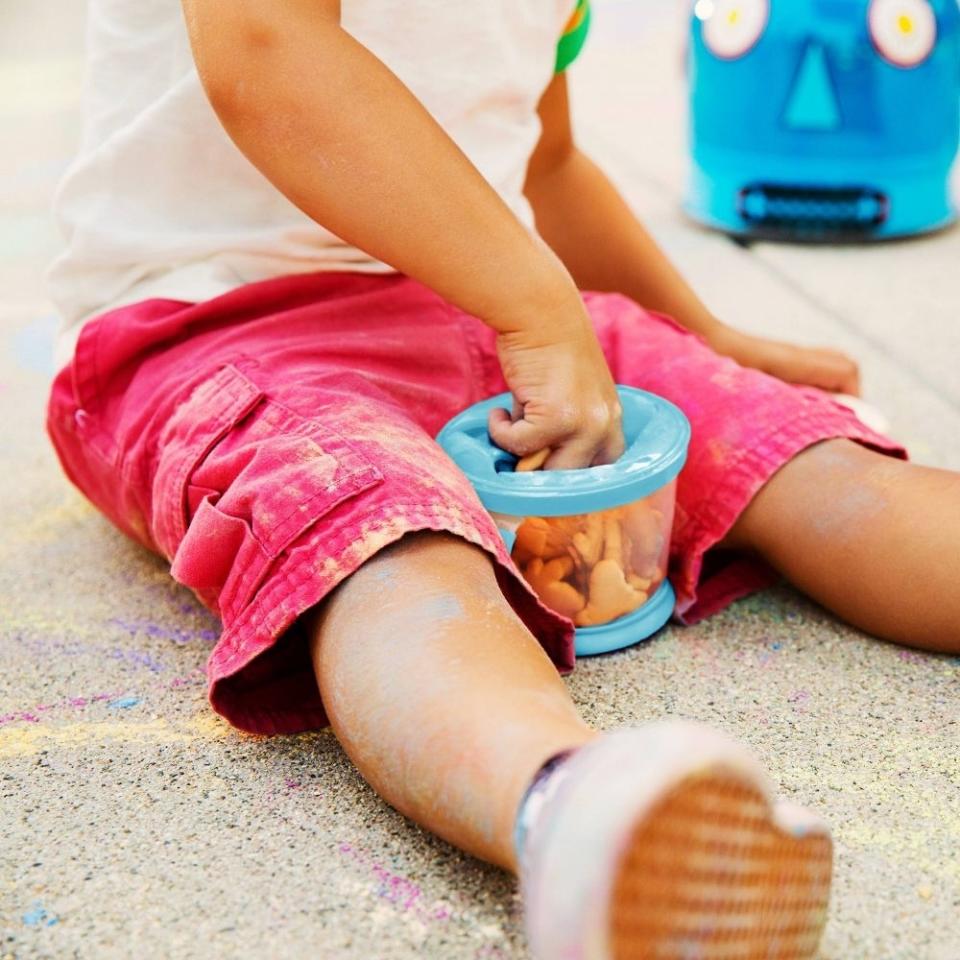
[{"xmin": 2, "ymin": 2, "xmax": 958, "ymax": 958}]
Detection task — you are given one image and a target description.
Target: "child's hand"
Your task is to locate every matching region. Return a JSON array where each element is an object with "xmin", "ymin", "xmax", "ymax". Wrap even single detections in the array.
[
  {"xmin": 489, "ymin": 309, "xmax": 624, "ymax": 470},
  {"xmin": 708, "ymin": 326, "xmax": 861, "ymax": 396}
]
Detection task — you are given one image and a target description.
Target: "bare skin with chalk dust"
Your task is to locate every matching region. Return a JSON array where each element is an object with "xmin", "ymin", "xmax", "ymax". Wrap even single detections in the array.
[
  {"xmin": 308, "ymin": 532, "xmax": 596, "ymax": 870},
  {"xmin": 724, "ymin": 439, "xmax": 960, "ymax": 652}
]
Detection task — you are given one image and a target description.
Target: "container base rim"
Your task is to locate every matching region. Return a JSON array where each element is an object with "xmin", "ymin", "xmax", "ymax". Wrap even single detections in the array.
[{"xmin": 573, "ymin": 579, "xmax": 675, "ymax": 657}]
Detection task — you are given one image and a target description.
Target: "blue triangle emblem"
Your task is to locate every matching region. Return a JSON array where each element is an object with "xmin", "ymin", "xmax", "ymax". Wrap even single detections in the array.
[{"xmin": 784, "ymin": 44, "xmax": 841, "ymax": 131}]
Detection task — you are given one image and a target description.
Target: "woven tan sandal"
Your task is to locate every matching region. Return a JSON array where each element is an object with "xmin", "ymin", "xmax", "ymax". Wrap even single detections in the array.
[{"xmin": 521, "ymin": 721, "xmax": 833, "ymax": 960}]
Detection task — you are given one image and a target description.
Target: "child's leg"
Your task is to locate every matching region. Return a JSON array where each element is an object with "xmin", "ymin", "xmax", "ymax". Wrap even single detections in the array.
[
  {"xmin": 308, "ymin": 532, "xmax": 834, "ymax": 959},
  {"xmin": 308, "ymin": 531, "xmax": 597, "ymax": 871},
  {"xmin": 723, "ymin": 439, "xmax": 960, "ymax": 653}
]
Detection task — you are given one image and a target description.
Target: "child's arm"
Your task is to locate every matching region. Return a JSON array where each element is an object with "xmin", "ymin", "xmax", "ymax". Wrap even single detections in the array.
[
  {"xmin": 182, "ymin": 0, "xmax": 623, "ymax": 468},
  {"xmin": 524, "ymin": 74, "xmax": 861, "ymax": 396}
]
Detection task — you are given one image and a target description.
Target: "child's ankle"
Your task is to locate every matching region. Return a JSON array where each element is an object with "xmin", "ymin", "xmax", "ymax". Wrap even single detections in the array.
[{"xmin": 513, "ymin": 749, "xmax": 577, "ymax": 869}]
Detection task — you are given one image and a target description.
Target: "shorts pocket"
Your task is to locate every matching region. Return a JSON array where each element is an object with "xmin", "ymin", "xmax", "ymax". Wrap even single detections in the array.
[{"xmin": 154, "ymin": 361, "xmax": 383, "ymax": 621}]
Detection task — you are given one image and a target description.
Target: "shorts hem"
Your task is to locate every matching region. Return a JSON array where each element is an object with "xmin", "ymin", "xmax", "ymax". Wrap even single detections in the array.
[
  {"xmin": 207, "ymin": 499, "xmax": 574, "ymax": 735},
  {"xmin": 674, "ymin": 401, "xmax": 907, "ymax": 623}
]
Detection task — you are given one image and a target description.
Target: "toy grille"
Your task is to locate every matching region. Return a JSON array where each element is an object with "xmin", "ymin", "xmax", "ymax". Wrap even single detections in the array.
[{"xmin": 738, "ymin": 184, "xmax": 889, "ymax": 236}]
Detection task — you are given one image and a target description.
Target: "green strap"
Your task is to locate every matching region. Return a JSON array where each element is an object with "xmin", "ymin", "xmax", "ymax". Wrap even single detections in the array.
[{"xmin": 555, "ymin": 0, "xmax": 592, "ymax": 73}]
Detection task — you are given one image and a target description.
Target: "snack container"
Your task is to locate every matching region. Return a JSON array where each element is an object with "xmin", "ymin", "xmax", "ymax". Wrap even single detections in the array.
[{"xmin": 437, "ymin": 387, "xmax": 690, "ymax": 656}]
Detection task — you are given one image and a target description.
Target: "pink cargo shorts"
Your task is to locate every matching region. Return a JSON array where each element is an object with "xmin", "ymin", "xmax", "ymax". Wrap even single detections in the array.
[{"xmin": 47, "ymin": 272, "xmax": 904, "ymax": 734}]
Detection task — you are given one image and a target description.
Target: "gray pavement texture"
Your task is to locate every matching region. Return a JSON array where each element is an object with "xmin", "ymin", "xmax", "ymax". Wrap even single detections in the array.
[{"xmin": 2, "ymin": 2, "xmax": 959, "ymax": 959}]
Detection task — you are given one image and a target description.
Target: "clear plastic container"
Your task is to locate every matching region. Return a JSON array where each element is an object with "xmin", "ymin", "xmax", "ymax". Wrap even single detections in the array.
[
  {"xmin": 492, "ymin": 480, "xmax": 676, "ymax": 629},
  {"xmin": 437, "ymin": 387, "xmax": 690, "ymax": 655}
]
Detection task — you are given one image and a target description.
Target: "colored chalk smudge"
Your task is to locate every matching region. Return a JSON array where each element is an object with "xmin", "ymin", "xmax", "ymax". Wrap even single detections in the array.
[
  {"xmin": 22, "ymin": 902, "xmax": 58, "ymax": 927},
  {"xmin": 107, "ymin": 617, "xmax": 218, "ymax": 645},
  {"xmin": 0, "ymin": 668, "xmax": 204, "ymax": 729},
  {"xmin": 0, "ymin": 692, "xmax": 117, "ymax": 728},
  {"xmin": 899, "ymin": 649, "xmax": 926, "ymax": 664},
  {"xmin": 107, "ymin": 696, "xmax": 142, "ymax": 710},
  {"xmin": 337, "ymin": 841, "xmax": 453, "ymax": 924},
  {"xmin": 0, "ymin": 713, "xmax": 229, "ymax": 760},
  {"xmin": 14, "ymin": 633, "xmax": 168, "ymax": 674}
]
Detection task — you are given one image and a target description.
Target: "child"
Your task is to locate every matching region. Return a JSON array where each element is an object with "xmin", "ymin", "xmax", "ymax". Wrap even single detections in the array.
[{"xmin": 46, "ymin": 0, "xmax": 959, "ymax": 956}]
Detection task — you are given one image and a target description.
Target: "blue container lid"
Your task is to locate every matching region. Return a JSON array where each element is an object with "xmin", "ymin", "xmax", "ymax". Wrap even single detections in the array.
[{"xmin": 436, "ymin": 386, "xmax": 690, "ymax": 516}]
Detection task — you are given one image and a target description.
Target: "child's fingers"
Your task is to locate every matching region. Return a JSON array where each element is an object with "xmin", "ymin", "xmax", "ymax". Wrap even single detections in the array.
[
  {"xmin": 808, "ymin": 354, "xmax": 859, "ymax": 396},
  {"xmin": 543, "ymin": 438, "xmax": 603, "ymax": 471},
  {"xmin": 488, "ymin": 407, "xmax": 553, "ymax": 457},
  {"xmin": 793, "ymin": 346, "xmax": 860, "ymax": 396},
  {"xmin": 592, "ymin": 431, "xmax": 627, "ymax": 467},
  {"xmin": 488, "ymin": 399, "xmax": 621, "ymax": 470},
  {"xmin": 489, "ymin": 409, "xmax": 600, "ymax": 468},
  {"xmin": 824, "ymin": 350, "xmax": 860, "ymax": 396}
]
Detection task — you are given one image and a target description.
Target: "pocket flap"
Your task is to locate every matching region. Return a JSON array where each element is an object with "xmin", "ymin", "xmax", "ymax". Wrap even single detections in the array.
[{"xmin": 153, "ymin": 364, "xmax": 265, "ymax": 559}]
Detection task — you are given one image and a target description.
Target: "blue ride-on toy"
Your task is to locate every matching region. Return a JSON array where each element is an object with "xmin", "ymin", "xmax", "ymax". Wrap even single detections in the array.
[{"xmin": 684, "ymin": 0, "xmax": 960, "ymax": 240}]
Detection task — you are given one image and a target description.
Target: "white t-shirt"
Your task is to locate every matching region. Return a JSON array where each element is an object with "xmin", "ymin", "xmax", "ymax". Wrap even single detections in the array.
[{"xmin": 49, "ymin": 0, "xmax": 582, "ymax": 368}]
